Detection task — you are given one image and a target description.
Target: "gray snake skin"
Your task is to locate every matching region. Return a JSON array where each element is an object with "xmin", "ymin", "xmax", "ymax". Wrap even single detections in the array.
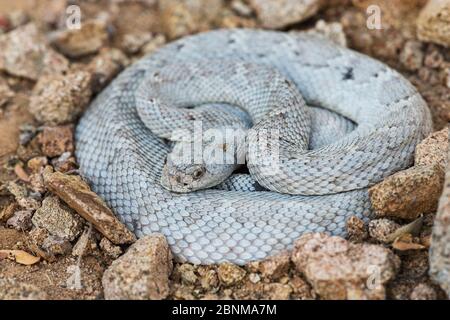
[{"xmin": 75, "ymin": 29, "xmax": 432, "ymax": 264}]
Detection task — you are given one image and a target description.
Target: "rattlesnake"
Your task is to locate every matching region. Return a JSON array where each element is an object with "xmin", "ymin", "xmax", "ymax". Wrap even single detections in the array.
[{"xmin": 75, "ymin": 29, "xmax": 432, "ymax": 264}]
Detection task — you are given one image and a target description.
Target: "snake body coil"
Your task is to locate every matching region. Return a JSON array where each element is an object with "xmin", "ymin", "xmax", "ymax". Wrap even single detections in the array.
[{"xmin": 76, "ymin": 29, "xmax": 432, "ymax": 264}]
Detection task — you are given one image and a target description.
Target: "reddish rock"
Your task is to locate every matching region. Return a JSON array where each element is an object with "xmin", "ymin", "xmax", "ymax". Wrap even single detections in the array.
[
  {"xmin": 102, "ymin": 234, "xmax": 172, "ymax": 300},
  {"xmin": 43, "ymin": 170, "xmax": 136, "ymax": 245},
  {"xmin": 50, "ymin": 20, "xmax": 110, "ymax": 58},
  {"xmin": 0, "ymin": 23, "xmax": 68, "ymax": 80},
  {"xmin": 38, "ymin": 125, "xmax": 74, "ymax": 158},
  {"xmin": 29, "ymin": 70, "xmax": 92, "ymax": 125},
  {"xmin": 249, "ymin": 0, "xmax": 324, "ymax": 29},
  {"xmin": 292, "ymin": 233, "xmax": 400, "ymax": 299},
  {"xmin": 417, "ymin": 0, "xmax": 450, "ymax": 48}
]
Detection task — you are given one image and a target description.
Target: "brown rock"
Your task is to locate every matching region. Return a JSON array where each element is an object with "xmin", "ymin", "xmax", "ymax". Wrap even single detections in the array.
[
  {"xmin": 6, "ymin": 210, "xmax": 33, "ymax": 231},
  {"xmin": 409, "ymin": 283, "xmax": 438, "ymax": 300},
  {"xmin": 51, "ymin": 152, "xmax": 78, "ymax": 173},
  {"xmin": 6, "ymin": 181, "xmax": 40, "ymax": 211},
  {"xmin": 41, "ymin": 235, "xmax": 72, "ymax": 256},
  {"xmin": 87, "ymin": 48, "xmax": 129, "ymax": 94},
  {"xmin": 305, "ymin": 20, "xmax": 347, "ymax": 47},
  {"xmin": 159, "ymin": 0, "xmax": 224, "ymax": 39},
  {"xmin": 415, "ymin": 127, "xmax": 449, "ymax": 170},
  {"xmin": 32, "ymin": 196, "xmax": 84, "ymax": 241},
  {"xmin": 102, "ymin": 234, "xmax": 173, "ymax": 300},
  {"xmin": 217, "ymin": 262, "xmax": 246, "ymax": 286},
  {"xmin": 38, "ymin": 125, "xmax": 74, "ymax": 158},
  {"xmin": 0, "ymin": 278, "xmax": 48, "ymax": 300},
  {"xmin": 346, "ymin": 215, "xmax": 368, "ymax": 242},
  {"xmin": 399, "ymin": 40, "xmax": 424, "ymax": 71},
  {"xmin": 43, "ymin": 171, "xmax": 136, "ymax": 245},
  {"xmin": 50, "ymin": 20, "xmax": 110, "ymax": 58},
  {"xmin": 262, "ymin": 283, "xmax": 292, "ymax": 300},
  {"xmin": 29, "ymin": 70, "xmax": 93, "ymax": 125},
  {"xmin": 141, "ymin": 34, "xmax": 167, "ymax": 55},
  {"xmin": 176, "ymin": 264, "xmax": 198, "ymax": 285},
  {"xmin": 289, "ymin": 275, "xmax": 315, "ymax": 299},
  {"xmin": 71, "ymin": 226, "xmax": 98, "ymax": 257},
  {"xmin": 0, "ymin": 80, "xmax": 13, "ymax": 107},
  {"xmin": 369, "ymin": 164, "xmax": 444, "ymax": 220},
  {"xmin": 253, "ymin": 251, "xmax": 290, "ymax": 280},
  {"xmin": 417, "ymin": 0, "xmax": 450, "ymax": 48},
  {"xmin": 121, "ymin": 32, "xmax": 153, "ymax": 54},
  {"xmin": 430, "ymin": 130, "xmax": 450, "ymax": 296},
  {"xmin": 249, "ymin": 0, "xmax": 324, "ymax": 29},
  {"xmin": 292, "ymin": 233, "xmax": 400, "ymax": 299},
  {"xmin": 0, "ymin": 23, "xmax": 68, "ymax": 80},
  {"xmin": 368, "ymin": 219, "xmax": 401, "ymax": 243},
  {"xmin": 198, "ymin": 266, "xmax": 219, "ymax": 290},
  {"xmin": 27, "ymin": 157, "xmax": 48, "ymax": 173},
  {"xmin": 99, "ymin": 237, "xmax": 123, "ymax": 259},
  {"xmin": 0, "ymin": 200, "xmax": 17, "ymax": 222}
]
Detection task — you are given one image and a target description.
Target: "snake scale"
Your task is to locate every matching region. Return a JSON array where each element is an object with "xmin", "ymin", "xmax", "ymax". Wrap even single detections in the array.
[{"xmin": 75, "ymin": 29, "xmax": 432, "ymax": 265}]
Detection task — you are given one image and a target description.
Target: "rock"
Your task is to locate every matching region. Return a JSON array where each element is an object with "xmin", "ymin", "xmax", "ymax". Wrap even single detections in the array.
[
  {"xmin": 415, "ymin": 127, "xmax": 449, "ymax": 170},
  {"xmin": 6, "ymin": 181, "xmax": 40, "ymax": 211},
  {"xmin": 121, "ymin": 32, "xmax": 153, "ymax": 54},
  {"xmin": 248, "ymin": 273, "xmax": 261, "ymax": 284},
  {"xmin": 0, "ymin": 23, "xmax": 68, "ymax": 80},
  {"xmin": 27, "ymin": 157, "xmax": 48, "ymax": 173},
  {"xmin": 289, "ymin": 275, "xmax": 315, "ymax": 299},
  {"xmin": 43, "ymin": 171, "xmax": 136, "ymax": 245},
  {"xmin": 305, "ymin": 20, "xmax": 347, "ymax": 47},
  {"xmin": 262, "ymin": 283, "xmax": 292, "ymax": 300},
  {"xmin": 399, "ymin": 40, "xmax": 424, "ymax": 71},
  {"xmin": 50, "ymin": 20, "xmax": 110, "ymax": 58},
  {"xmin": 292, "ymin": 233, "xmax": 400, "ymax": 299},
  {"xmin": 230, "ymin": 0, "xmax": 254, "ymax": 17},
  {"xmin": 424, "ymin": 50, "xmax": 444, "ymax": 69},
  {"xmin": 0, "ymin": 278, "xmax": 47, "ymax": 300},
  {"xmin": 409, "ymin": 283, "xmax": 438, "ymax": 300},
  {"xmin": 417, "ymin": 0, "xmax": 450, "ymax": 48},
  {"xmin": 141, "ymin": 34, "xmax": 167, "ymax": 55},
  {"xmin": 29, "ymin": 70, "xmax": 93, "ymax": 125},
  {"xmin": 249, "ymin": 0, "xmax": 324, "ymax": 29},
  {"xmin": 251, "ymin": 251, "xmax": 290, "ymax": 280},
  {"xmin": 217, "ymin": 262, "xmax": 246, "ymax": 286},
  {"xmin": 102, "ymin": 234, "xmax": 172, "ymax": 300},
  {"xmin": 99, "ymin": 237, "xmax": 123, "ymax": 259},
  {"xmin": 41, "ymin": 235, "xmax": 72, "ymax": 256},
  {"xmin": 0, "ymin": 200, "xmax": 17, "ymax": 222},
  {"xmin": 0, "ymin": 80, "xmax": 13, "ymax": 107},
  {"xmin": 6, "ymin": 210, "xmax": 33, "ymax": 231},
  {"xmin": 38, "ymin": 125, "xmax": 74, "ymax": 158},
  {"xmin": 71, "ymin": 226, "xmax": 98, "ymax": 257},
  {"xmin": 176, "ymin": 264, "xmax": 198, "ymax": 285},
  {"xmin": 369, "ymin": 128, "xmax": 448, "ymax": 220},
  {"xmin": 369, "ymin": 164, "xmax": 444, "ymax": 220},
  {"xmin": 346, "ymin": 215, "xmax": 368, "ymax": 242},
  {"xmin": 430, "ymin": 130, "xmax": 450, "ymax": 297},
  {"xmin": 87, "ymin": 48, "xmax": 129, "ymax": 94},
  {"xmin": 32, "ymin": 196, "xmax": 84, "ymax": 241},
  {"xmin": 159, "ymin": 0, "xmax": 224, "ymax": 39},
  {"xmin": 198, "ymin": 266, "xmax": 219, "ymax": 290},
  {"xmin": 368, "ymin": 219, "xmax": 401, "ymax": 243},
  {"xmin": 51, "ymin": 152, "xmax": 78, "ymax": 173}
]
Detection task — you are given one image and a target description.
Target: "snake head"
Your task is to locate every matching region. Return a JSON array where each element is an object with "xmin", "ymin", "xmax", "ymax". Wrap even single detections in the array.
[{"xmin": 160, "ymin": 138, "xmax": 241, "ymax": 193}]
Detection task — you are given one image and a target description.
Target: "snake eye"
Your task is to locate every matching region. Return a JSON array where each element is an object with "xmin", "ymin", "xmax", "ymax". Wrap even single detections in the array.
[{"xmin": 193, "ymin": 168, "xmax": 204, "ymax": 179}]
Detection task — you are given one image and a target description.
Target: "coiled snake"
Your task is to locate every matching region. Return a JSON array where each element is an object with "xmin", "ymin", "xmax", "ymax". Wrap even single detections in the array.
[{"xmin": 76, "ymin": 29, "xmax": 432, "ymax": 264}]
